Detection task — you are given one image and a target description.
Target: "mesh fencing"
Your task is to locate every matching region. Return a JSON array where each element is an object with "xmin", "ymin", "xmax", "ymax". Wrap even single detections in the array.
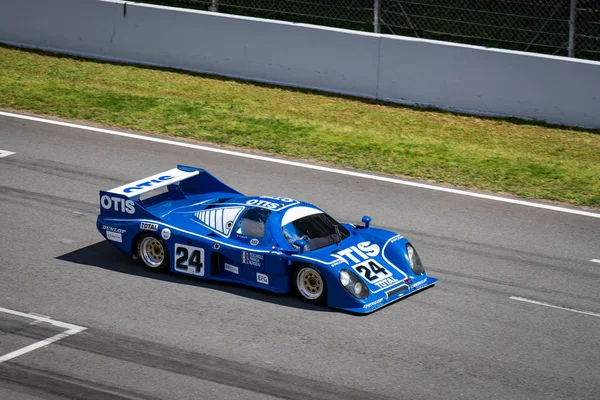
[
  {"xmin": 139, "ymin": 1, "xmax": 600, "ymax": 60},
  {"xmin": 379, "ymin": 0, "xmax": 599, "ymax": 60},
  {"xmin": 577, "ymin": 1, "xmax": 600, "ymax": 58},
  {"xmin": 142, "ymin": 1, "xmax": 374, "ymax": 30}
]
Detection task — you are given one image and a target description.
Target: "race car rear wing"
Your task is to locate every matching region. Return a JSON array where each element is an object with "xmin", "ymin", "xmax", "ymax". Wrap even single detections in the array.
[
  {"xmin": 99, "ymin": 165, "xmax": 243, "ymax": 218},
  {"xmin": 108, "ymin": 167, "xmax": 200, "ymax": 197}
]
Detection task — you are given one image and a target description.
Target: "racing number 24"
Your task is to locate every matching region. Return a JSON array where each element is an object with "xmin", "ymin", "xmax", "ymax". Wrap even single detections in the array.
[
  {"xmin": 175, "ymin": 244, "xmax": 204, "ymax": 275},
  {"xmin": 354, "ymin": 260, "xmax": 389, "ymax": 282}
]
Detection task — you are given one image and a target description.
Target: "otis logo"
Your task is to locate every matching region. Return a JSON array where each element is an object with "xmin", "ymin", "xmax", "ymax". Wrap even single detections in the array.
[
  {"xmin": 260, "ymin": 196, "xmax": 296, "ymax": 203},
  {"xmin": 246, "ymin": 197, "xmax": 299, "ymax": 210},
  {"xmin": 246, "ymin": 199, "xmax": 281, "ymax": 209},
  {"xmin": 332, "ymin": 241, "xmax": 380, "ymax": 265},
  {"xmin": 101, "ymin": 195, "xmax": 135, "ymax": 214},
  {"xmin": 123, "ymin": 175, "xmax": 173, "ymax": 194}
]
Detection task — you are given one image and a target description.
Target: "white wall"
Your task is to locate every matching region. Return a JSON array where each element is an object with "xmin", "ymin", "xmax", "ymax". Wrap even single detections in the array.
[
  {"xmin": 1, "ymin": 0, "xmax": 599, "ymax": 128},
  {"xmin": 0, "ymin": 0, "xmax": 121, "ymax": 57},
  {"xmin": 378, "ymin": 37, "xmax": 600, "ymax": 128},
  {"xmin": 109, "ymin": 3, "xmax": 380, "ymax": 97}
]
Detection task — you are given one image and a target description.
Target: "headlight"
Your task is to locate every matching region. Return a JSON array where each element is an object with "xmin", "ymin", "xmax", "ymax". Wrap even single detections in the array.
[
  {"xmin": 338, "ymin": 269, "xmax": 369, "ymax": 299},
  {"xmin": 339, "ymin": 270, "xmax": 351, "ymax": 286},
  {"xmin": 406, "ymin": 244, "xmax": 425, "ymax": 275}
]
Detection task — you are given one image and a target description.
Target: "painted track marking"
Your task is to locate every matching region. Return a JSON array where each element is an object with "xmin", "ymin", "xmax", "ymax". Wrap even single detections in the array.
[
  {"xmin": 591, "ymin": 259, "xmax": 600, "ymax": 264},
  {"xmin": 0, "ymin": 149, "xmax": 16, "ymax": 158},
  {"xmin": 1, "ymin": 110, "xmax": 599, "ymax": 219},
  {"xmin": 0, "ymin": 307, "xmax": 86, "ymax": 363},
  {"xmin": 509, "ymin": 297, "xmax": 600, "ymax": 318}
]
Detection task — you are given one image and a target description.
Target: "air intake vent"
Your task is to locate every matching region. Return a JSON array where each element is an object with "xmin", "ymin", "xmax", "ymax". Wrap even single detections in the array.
[{"xmin": 386, "ymin": 284, "xmax": 408, "ymax": 298}]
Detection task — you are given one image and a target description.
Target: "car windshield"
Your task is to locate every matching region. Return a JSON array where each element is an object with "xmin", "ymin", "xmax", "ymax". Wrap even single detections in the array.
[{"xmin": 282, "ymin": 213, "xmax": 350, "ymax": 252}]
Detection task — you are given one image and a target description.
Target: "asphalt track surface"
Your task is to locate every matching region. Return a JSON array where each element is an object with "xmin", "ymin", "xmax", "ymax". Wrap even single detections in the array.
[{"xmin": 1, "ymin": 112, "xmax": 599, "ymax": 399}]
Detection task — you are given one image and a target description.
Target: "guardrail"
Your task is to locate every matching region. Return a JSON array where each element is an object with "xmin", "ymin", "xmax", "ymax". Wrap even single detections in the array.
[{"xmin": 1, "ymin": 0, "xmax": 599, "ymax": 128}]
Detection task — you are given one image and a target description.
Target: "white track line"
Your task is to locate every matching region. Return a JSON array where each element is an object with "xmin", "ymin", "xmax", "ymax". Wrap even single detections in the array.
[
  {"xmin": 591, "ymin": 259, "xmax": 600, "ymax": 264},
  {"xmin": 0, "ymin": 328, "xmax": 83, "ymax": 363},
  {"xmin": 509, "ymin": 297, "xmax": 600, "ymax": 318},
  {"xmin": 1, "ymin": 110, "xmax": 599, "ymax": 219},
  {"xmin": 0, "ymin": 307, "xmax": 86, "ymax": 363},
  {"xmin": 0, "ymin": 149, "xmax": 16, "ymax": 158}
]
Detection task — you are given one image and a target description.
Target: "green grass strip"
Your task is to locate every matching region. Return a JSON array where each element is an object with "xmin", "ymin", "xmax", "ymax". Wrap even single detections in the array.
[{"xmin": 1, "ymin": 45, "xmax": 599, "ymax": 208}]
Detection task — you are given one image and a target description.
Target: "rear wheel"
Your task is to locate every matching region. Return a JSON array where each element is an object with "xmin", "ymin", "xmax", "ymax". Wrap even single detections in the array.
[
  {"xmin": 293, "ymin": 265, "xmax": 327, "ymax": 304},
  {"xmin": 137, "ymin": 234, "xmax": 169, "ymax": 272}
]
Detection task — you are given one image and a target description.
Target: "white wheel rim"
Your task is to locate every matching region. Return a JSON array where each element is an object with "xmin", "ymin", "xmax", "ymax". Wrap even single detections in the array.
[
  {"xmin": 140, "ymin": 237, "xmax": 164, "ymax": 268},
  {"xmin": 297, "ymin": 267, "xmax": 323, "ymax": 300}
]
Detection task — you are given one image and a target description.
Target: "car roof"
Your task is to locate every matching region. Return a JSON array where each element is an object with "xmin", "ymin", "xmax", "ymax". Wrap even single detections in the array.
[
  {"xmin": 280, "ymin": 206, "xmax": 323, "ymax": 226},
  {"xmin": 219, "ymin": 196, "xmax": 314, "ymax": 213},
  {"xmin": 220, "ymin": 196, "xmax": 324, "ymax": 228}
]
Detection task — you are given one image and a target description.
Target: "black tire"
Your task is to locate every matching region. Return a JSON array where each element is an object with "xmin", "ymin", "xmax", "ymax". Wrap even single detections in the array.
[
  {"xmin": 136, "ymin": 233, "xmax": 169, "ymax": 272},
  {"xmin": 293, "ymin": 265, "xmax": 327, "ymax": 305}
]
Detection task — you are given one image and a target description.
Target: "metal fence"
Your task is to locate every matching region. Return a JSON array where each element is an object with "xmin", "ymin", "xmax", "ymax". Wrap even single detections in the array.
[{"xmin": 141, "ymin": 1, "xmax": 600, "ymax": 60}]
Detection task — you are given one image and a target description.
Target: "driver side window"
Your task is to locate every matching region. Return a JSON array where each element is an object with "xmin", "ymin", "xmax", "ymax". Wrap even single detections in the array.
[{"xmin": 235, "ymin": 207, "xmax": 271, "ymax": 238}]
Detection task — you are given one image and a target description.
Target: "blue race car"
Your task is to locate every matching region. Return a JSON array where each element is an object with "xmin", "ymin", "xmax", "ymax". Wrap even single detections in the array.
[{"xmin": 97, "ymin": 165, "xmax": 437, "ymax": 313}]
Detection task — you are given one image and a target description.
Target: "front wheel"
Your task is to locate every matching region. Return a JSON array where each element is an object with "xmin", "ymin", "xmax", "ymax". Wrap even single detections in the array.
[
  {"xmin": 294, "ymin": 265, "xmax": 327, "ymax": 305},
  {"xmin": 137, "ymin": 234, "xmax": 169, "ymax": 272}
]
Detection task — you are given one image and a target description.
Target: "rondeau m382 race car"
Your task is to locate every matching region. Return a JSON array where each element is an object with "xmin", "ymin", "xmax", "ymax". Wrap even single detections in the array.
[{"xmin": 97, "ymin": 165, "xmax": 437, "ymax": 313}]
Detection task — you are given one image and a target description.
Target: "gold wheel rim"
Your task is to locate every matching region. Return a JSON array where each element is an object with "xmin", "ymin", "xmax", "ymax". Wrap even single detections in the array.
[{"xmin": 297, "ymin": 268, "xmax": 323, "ymax": 300}]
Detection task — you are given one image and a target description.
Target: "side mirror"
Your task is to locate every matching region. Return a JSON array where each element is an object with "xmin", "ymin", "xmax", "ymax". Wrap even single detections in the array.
[
  {"xmin": 293, "ymin": 239, "xmax": 307, "ymax": 254},
  {"xmin": 362, "ymin": 215, "xmax": 372, "ymax": 228}
]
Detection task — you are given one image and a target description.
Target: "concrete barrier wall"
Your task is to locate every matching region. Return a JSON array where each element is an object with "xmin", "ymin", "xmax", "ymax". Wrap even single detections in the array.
[
  {"xmin": 378, "ymin": 37, "xmax": 600, "ymax": 128},
  {"xmin": 0, "ymin": 0, "xmax": 121, "ymax": 57},
  {"xmin": 110, "ymin": 4, "xmax": 380, "ymax": 97},
  {"xmin": 1, "ymin": 0, "xmax": 599, "ymax": 128}
]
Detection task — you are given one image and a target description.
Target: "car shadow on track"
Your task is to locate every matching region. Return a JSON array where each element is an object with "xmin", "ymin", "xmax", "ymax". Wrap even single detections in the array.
[{"xmin": 56, "ymin": 241, "xmax": 336, "ymax": 314}]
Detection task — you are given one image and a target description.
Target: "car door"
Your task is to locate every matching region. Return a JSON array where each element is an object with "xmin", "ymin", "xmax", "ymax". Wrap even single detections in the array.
[{"xmin": 227, "ymin": 207, "xmax": 275, "ymax": 285}]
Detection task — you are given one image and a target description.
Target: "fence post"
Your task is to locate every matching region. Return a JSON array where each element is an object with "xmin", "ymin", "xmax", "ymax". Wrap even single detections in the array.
[
  {"xmin": 568, "ymin": 0, "xmax": 577, "ymax": 57},
  {"xmin": 374, "ymin": 0, "xmax": 381, "ymax": 33},
  {"xmin": 209, "ymin": 0, "xmax": 219, "ymax": 12}
]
